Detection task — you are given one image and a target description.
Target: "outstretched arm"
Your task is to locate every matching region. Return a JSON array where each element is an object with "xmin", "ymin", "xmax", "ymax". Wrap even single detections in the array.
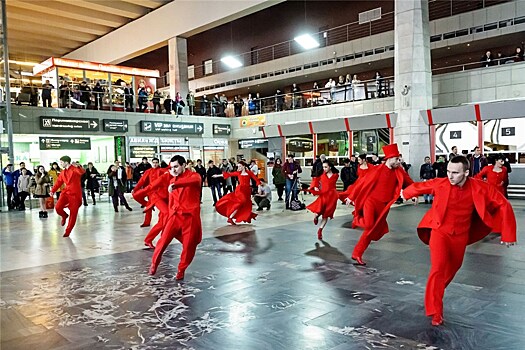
[{"xmin": 402, "ymin": 179, "xmax": 437, "ymax": 200}]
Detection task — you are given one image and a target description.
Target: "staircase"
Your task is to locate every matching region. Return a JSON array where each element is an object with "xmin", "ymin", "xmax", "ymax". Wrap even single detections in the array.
[{"xmin": 507, "ymin": 185, "xmax": 525, "ymax": 199}]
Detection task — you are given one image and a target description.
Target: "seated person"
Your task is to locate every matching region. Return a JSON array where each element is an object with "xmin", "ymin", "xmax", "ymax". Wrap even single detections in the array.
[{"xmin": 253, "ymin": 178, "xmax": 271, "ymax": 211}]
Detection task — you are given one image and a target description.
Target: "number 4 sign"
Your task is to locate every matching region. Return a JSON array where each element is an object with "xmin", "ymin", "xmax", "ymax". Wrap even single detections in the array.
[{"xmin": 450, "ymin": 131, "xmax": 462, "ymax": 139}]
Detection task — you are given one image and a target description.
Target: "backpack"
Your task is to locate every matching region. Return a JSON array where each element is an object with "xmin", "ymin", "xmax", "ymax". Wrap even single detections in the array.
[{"xmin": 290, "ymin": 199, "xmax": 306, "ymax": 211}]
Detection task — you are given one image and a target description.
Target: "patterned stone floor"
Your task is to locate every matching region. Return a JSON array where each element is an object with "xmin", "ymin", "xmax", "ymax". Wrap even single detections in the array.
[{"xmin": 1, "ymin": 191, "xmax": 524, "ymax": 349}]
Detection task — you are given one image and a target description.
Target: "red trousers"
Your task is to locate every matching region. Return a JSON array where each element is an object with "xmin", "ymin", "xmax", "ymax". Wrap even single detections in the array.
[
  {"xmin": 55, "ymin": 192, "xmax": 82, "ymax": 235},
  {"xmin": 133, "ymin": 189, "xmax": 152, "ymax": 226},
  {"xmin": 425, "ymin": 229, "xmax": 469, "ymax": 317},
  {"xmin": 151, "ymin": 213, "xmax": 201, "ymax": 274},
  {"xmin": 353, "ymin": 198, "xmax": 389, "ymax": 258},
  {"xmin": 144, "ymin": 200, "xmax": 169, "ymax": 245}
]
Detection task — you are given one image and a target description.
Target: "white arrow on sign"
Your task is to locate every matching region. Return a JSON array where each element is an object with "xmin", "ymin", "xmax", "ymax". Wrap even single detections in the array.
[
  {"xmin": 197, "ymin": 125, "xmax": 203, "ymax": 132},
  {"xmin": 91, "ymin": 121, "xmax": 98, "ymax": 128}
]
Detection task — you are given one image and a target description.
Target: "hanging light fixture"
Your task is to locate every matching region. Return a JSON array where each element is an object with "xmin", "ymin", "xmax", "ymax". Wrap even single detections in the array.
[
  {"xmin": 221, "ymin": 56, "xmax": 242, "ymax": 69},
  {"xmin": 294, "ymin": 34, "xmax": 319, "ymax": 50}
]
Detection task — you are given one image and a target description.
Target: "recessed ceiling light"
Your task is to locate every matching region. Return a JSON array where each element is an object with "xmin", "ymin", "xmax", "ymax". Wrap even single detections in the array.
[
  {"xmin": 221, "ymin": 56, "xmax": 242, "ymax": 69},
  {"xmin": 294, "ymin": 34, "xmax": 320, "ymax": 50}
]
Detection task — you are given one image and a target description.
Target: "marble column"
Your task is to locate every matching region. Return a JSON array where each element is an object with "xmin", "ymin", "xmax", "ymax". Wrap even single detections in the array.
[
  {"xmin": 394, "ymin": 0, "xmax": 433, "ymax": 176},
  {"xmin": 168, "ymin": 36, "xmax": 189, "ymax": 103}
]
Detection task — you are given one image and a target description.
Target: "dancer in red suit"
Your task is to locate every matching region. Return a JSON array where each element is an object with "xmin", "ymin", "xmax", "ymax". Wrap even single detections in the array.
[
  {"xmin": 149, "ymin": 155, "xmax": 202, "ymax": 279},
  {"xmin": 475, "ymin": 153, "xmax": 509, "ymax": 197},
  {"xmin": 141, "ymin": 172, "xmax": 170, "ymax": 248},
  {"xmin": 402, "ymin": 155, "xmax": 516, "ymax": 326},
  {"xmin": 132, "ymin": 158, "xmax": 168, "ymax": 228},
  {"xmin": 307, "ymin": 160, "xmax": 339, "ymax": 240},
  {"xmin": 49, "ymin": 156, "xmax": 85, "ymax": 237},
  {"xmin": 342, "ymin": 144, "xmax": 414, "ymax": 265},
  {"xmin": 213, "ymin": 161, "xmax": 261, "ymax": 225}
]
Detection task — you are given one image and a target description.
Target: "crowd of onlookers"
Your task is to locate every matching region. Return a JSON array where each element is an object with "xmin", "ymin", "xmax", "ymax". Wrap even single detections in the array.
[{"xmin": 480, "ymin": 46, "xmax": 524, "ymax": 67}]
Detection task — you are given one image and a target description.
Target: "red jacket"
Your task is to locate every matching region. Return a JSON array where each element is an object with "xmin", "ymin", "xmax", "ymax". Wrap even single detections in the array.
[
  {"xmin": 169, "ymin": 170, "xmax": 202, "ymax": 215},
  {"xmin": 403, "ymin": 177, "xmax": 517, "ymax": 245},
  {"xmin": 345, "ymin": 164, "xmax": 413, "ymax": 240},
  {"xmin": 51, "ymin": 165, "xmax": 85, "ymax": 196},
  {"xmin": 135, "ymin": 167, "xmax": 167, "ymax": 190}
]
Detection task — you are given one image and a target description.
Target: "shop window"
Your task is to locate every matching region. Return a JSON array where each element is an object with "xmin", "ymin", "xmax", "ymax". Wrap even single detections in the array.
[
  {"xmin": 204, "ymin": 60, "xmax": 213, "ymax": 75},
  {"xmin": 287, "ymin": 134, "xmax": 314, "ymax": 166},
  {"xmin": 353, "ymin": 128, "xmax": 389, "ymax": 156},
  {"xmin": 317, "ymin": 132, "xmax": 348, "ymax": 165},
  {"xmin": 188, "ymin": 65, "xmax": 194, "ymax": 80}
]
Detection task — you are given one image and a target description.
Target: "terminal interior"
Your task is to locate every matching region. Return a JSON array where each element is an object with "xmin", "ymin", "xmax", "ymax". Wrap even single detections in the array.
[{"xmin": 1, "ymin": 1, "xmax": 525, "ymax": 349}]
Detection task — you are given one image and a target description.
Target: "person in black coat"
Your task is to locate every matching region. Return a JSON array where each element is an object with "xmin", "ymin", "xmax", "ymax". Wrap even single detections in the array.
[
  {"xmin": 432, "ymin": 155, "xmax": 447, "ymax": 178},
  {"xmin": 85, "ymin": 162, "xmax": 100, "ymax": 205},
  {"xmin": 206, "ymin": 160, "xmax": 223, "ymax": 205},
  {"xmin": 340, "ymin": 158, "xmax": 358, "ymax": 190},
  {"xmin": 419, "ymin": 156, "xmax": 436, "ymax": 204},
  {"xmin": 195, "ymin": 159, "xmax": 207, "ymax": 202},
  {"xmin": 133, "ymin": 157, "xmax": 152, "ymax": 182}
]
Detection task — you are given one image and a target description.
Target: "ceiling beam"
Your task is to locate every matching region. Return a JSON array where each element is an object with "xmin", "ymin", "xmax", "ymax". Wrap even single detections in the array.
[
  {"xmin": 8, "ymin": 29, "xmax": 84, "ymax": 47},
  {"xmin": 8, "ymin": 20, "xmax": 97, "ymax": 42},
  {"xmin": 7, "ymin": 0, "xmax": 129, "ymax": 27},
  {"xmin": 63, "ymin": 0, "xmax": 149, "ymax": 19},
  {"xmin": 9, "ymin": 39, "xmax": 74, "ymax": 53},
  {"xmin": 120, "ymin": 0, "xmax": 167, "ymax": 10},
  {"xmin": 6, "ymin": 6, "xmax": 112, "ymax": 36}
]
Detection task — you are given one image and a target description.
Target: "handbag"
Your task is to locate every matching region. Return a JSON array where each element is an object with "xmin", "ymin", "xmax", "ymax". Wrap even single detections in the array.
[{"xmin": 45, "ymin": 196, "xmax": 55, "ymax": 209}]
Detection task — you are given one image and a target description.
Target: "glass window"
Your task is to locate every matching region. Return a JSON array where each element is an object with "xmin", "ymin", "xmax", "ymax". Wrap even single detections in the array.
[
  {"xmin": 353, "ymin": 128, "xmax": 389, "ymax": 156},
  {"xmin": 287, "ymin": 134, "xmax": 314, "ymax": 166},
  {"xmin": 317, "ymin": 131, "xmax": 348, "ymax": 165}
]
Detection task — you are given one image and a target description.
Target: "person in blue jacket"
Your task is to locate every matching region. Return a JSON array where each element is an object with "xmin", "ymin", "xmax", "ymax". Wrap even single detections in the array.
[{"xmin": 2, "ymin": 164, "xmax": 15, "ymax": 210}]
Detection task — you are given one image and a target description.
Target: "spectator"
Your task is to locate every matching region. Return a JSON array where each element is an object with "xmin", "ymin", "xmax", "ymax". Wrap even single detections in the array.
[
  {"xmin": 272, "ymin": 158, "xmax": 286, "ymax": 201},
  {"xmin": 337, "ymin": 76, "xmax": 345, "ymax": 86},
  {"xmin": 125, "ymin": 162, "xmax": 134, "ymax": 192},
  {"xmin": 254, "ymin": 178, "xmax": 272, "ymax": 211},
  {"xmin": 275, "ymin": 90, "xmax": 284, "ymax": 112},
  {"xmin": 58, "ymin": 80, "xmax": 70, "ymax": 108},
  {"xmin": 229, "ymin": 157, "xmax": 238, "ymax": 191},
  {"xmin": 399, "ymin": 154, "xmax": 411, "ymax": 172},
  {"xmin": 33, "ymin": 165, "xmax": 52, "ymax": 218},
  {"xmin": 200, "ymin": 94, "xmax": 209, "ymax": 116},
  {"xmin": 107, "ymin": 163, "xmax": 132, "ymax": 212},
  {"xmin": 340, "ymin": 158, "xmax": 358, "ymax": 190},
  {"xmin": 345, "ymin": 74, "xmax": 352, "ymax": 85},
  {"xmin": 47, "ymin": 162, "xmax": 62, "ymax": 200},
  {"xmin": 419, "ymin": 156, "xmax": 436, "ymax": 204},
  {"xmin": 234, "ymin": 95, "xmax": 244, "ymax": 117},
  {"xmin": 481, "ymin": 50, "xmax": 494, "ymax": 67},
  {"xmin": 432, "ymin": 155, "xmax": 447, "ymax": 178},
  {"xmin": 282, "ymin": 154, "xmax": 302, "ymax": 209},
  {"xmin": 325, "ymin": 78, "xmax": 335, "ymax": 100},
  {"xmin": 311, "ymin": 154, "xmax": 325, "ymax": 178},
  {"xmin": 93, "ymin": 81, "xmax": 105, "ymax": 110},
  {"xmin": 470, "ymin": 146, "xmax": 488, "ymax": 176},
  {"xmin": 79, "ymin": 81, "xmax": 92, "ymax": 109},
  {"xmin": 449, "ymin": 146, "xmax": 458, "ymax": 161},
  {"xmin": 375, "ymin": 71, "xmax": 384, "ymax": 97},
  {"xmin": 41, "ymin": 79, "xmax": 54, "ymax": 107},
  {"xmin": 134, "ymin": 157, "xmax": 152, "ymax": 182},
  {"xmin": 195, "ymin": 159, "xmax": 207, "ymax": 202},
  {"xmin": 124, "ymin": 83, "xmax": 134, "ymax": 111},
  {"xmin": 17, "ymin": 168, "xmax": 32, "ymax": 211},
  {"xmin": 206, "ymin": 160, "xmax": 223, "ymax": 206},
  {"xmin": 219, "ymin": 94, "xmax": 228, "ymax": 117},
  {"xmin": 496, "ymin": 52, "xmax": 506, "ymax": 65},
  {"xmin": 12, "ymin": 162, "xmax": 33, "ymax": 206},
  {"xmin": 175, "ymin": 92, "xmax": 185, "ymax": 115},
  {"xmin": 313, "ymin": 82, "xmax": 319, "ymax": 90},
  {"xmin": 370, "ymin": 153, "xmax": 381, "ymax": 165},
  {"xmin": 85, "ymin": 162, "xmax": 100, "ymax": 205},
  {"xmin": 186, "ymin": 90, "xmax": 195, "ymax": 115},
  {"xmin": 211, "ymin": 94, "xmax": 220, "ymax": 116},
  {"xmin": 513, "ymin": 47, "xmax": 524, "ymax": 62},
  {"xmin": 255, "ymin": 92, "xmax": 261, "ymax": 114},
  {"xmin": 137, "ymin": 84, "xmax": 148, "ymax": 112},
  {"xmin": 152, "ymin": 89, "xmax": 162, "ymax": 114},
  {"xmin": 248, "ymin": 93, "xmax": 256, "ymax": 115},
  {"xmin": 163, "ymin": 95, "xmax": 174, "ymax": 114},
  {"xmin": 2, "ymin": 163, "xmax": 15, "ymax": 210},
  {"xmin": 249, "ymin": 160, "xmax": 259, "ymax": 194},
  {"xmin": 292, "ymin": 83, "xmax": 301, "ymax": 109},
  {"xmin": 219, "ymin": 158, "xmax": 233, "ymax": 195}
]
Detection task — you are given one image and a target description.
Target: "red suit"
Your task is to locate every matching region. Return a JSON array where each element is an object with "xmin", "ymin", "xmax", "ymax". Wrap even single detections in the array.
[
  {"xmin": 403, "ymin": 177, "xmax": 516, "ymax": 321},
  {"xmin": 51, "ymin": 165, "xmax": 85, "ymax": 237},
  {"xmin": 150, "ymin": 170, "xmax": 202, "ymax": 277},
  {"xmin": 338, "ymin": 164, "xmax": 375, "ymax": 202},
  {"xmin": 475, "ymin": 164, "xmax": 508, "ymax": 197},
  {"xmin": 133, "ymin": 167, "xmax": 168, "ymax": 226},
  {"xmin": 307, "ymin": 172, "xmax": 339, "ymax": 219},
  {"xmin": 344, "ymin": 164, "xmax": 413, "ymax": 261},
  {"xmin": 137, "ymin": 172, "xmax": 171, "ymax": 247},
  {"xmin": 215, "ymin": 171, "xmax": 260, "ymax": 224}
]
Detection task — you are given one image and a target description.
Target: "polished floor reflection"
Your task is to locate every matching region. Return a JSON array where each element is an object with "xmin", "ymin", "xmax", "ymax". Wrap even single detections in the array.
[{"xmin": 1, "ymin": 192, "xmax": 524, "ymax": 349}]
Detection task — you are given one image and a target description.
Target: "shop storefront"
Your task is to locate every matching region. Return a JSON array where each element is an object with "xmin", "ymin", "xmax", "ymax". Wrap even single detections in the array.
[{"xmin": 32, "ymin": 57, "xmax": 159, "ymax": 111}]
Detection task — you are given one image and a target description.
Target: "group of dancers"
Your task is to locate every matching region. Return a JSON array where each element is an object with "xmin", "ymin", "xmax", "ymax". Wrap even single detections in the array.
[{"xmin": 47, "ymin": 142, "xmax": 517, "ymax": 326}]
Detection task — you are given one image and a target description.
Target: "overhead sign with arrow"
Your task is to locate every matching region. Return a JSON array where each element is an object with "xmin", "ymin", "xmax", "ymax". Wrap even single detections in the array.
[
  {"xmin": 140, "ymin": 121, "xmax": 204, "ymax": 135},
  {"xmin": 103, "ymin": 119, "xmax": 129, "ymax": 132},
  {"xmin": 39, "ymin": 137, "xmax": 91, "ymax": 150},
  {"xmin": 213, "ymin": 124, "xmax": 231, "ymax": 135},
  {"xmin": 40, "ymin": 116, "xmax": 99, "ymax": 131}
]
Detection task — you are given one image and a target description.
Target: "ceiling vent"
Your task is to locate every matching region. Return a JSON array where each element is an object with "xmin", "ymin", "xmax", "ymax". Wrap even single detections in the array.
[{"xmin": 359, "ymin": 7, "xmax": 382, "ymax": 24}]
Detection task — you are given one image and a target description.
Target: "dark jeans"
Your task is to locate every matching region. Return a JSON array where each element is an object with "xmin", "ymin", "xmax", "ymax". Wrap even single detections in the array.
[
  {"xmin": 6, "ymin": 185, "xmax": 14, "ymax": 209},
  {"xmin": 343, "ymin": 181, "xmax": 352, "ymax": 191},
  {"xmin": 42, "ymin": 95, "xmax": 52, "ymax": 107},
  {"xmin": 112, "ymin": 188, "xmax": 129, "ymax": 211},
  {"xmin": 275, "ymin": 183, "xmax": 285, "ymax": 200},
  {"xmin": 126, "ymin": 180, "xmax": 134, "ymax": 193},
  {"xmin": 285, "ymin": 178, "xmax": 298, "ymax": 207},
  {"xmin": 82, "ymin": 189, "xmax": 88, "ymax": 205},
  {"xmin": 209, "ymin": 183, "xmax": 222, "ymax": 204},
  {"xmin": 222, "ymin": 183, "xmax": 232, "ymax": 195},
  {"xmin": 254, "ymin": 196, "xmax": 270, "ymax": 209},
  {"xmin": 153, "ymin": 102, "xmax": 161, "ymax": 113},
  {"xmin": 125, "ymin": 99, "xmax": 134, "ymax": 111},
  {"xmin": 18, "ymin": 191, "xmax": 29, "ymax": 210}
]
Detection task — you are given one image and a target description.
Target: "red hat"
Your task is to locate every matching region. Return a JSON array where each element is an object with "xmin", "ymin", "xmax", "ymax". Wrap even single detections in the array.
[{"xmin": 382, "ymin": 143, "xmax": 400, "ymax": 159}]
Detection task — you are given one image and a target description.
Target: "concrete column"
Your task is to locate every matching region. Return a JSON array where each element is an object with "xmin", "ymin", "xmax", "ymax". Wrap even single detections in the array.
[
  {"xmin": 168, "ymin": 36, "xmax": 189, "ymax": 102},
  {"xmin": 394, "ymin": 0, "xmax": 433, "ymax": 176}
]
